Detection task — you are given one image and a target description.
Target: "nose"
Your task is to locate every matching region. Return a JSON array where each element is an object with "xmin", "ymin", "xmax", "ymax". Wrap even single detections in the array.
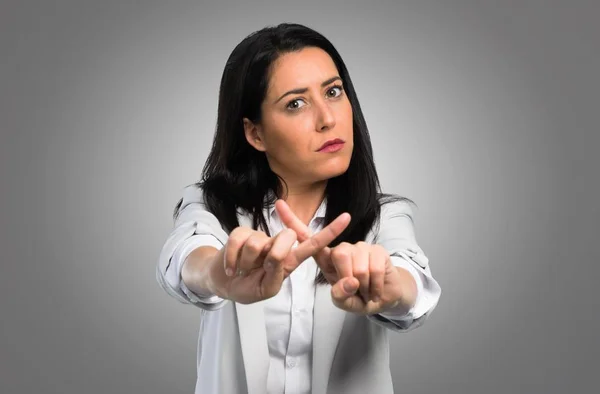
[{"xmin": 315, "ymin": 100, "xmax": 336, "ymax": 132}]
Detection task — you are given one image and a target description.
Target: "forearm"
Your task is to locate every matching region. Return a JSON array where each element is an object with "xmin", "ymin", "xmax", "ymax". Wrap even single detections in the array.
[{"xmin": 181, "ymin": 246, "xmax": 220, "ymax": 298}]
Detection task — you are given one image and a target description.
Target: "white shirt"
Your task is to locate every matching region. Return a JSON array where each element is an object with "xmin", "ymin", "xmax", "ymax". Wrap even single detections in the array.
[{"xmin": 158, "ymin": 187, "xmax": 441, "ymax": 394}]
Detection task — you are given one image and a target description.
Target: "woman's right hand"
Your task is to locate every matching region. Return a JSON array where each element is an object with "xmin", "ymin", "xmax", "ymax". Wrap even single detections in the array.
[{"xmin": 207, "ymin": 212, "xmax": 351, "ymax": 304}]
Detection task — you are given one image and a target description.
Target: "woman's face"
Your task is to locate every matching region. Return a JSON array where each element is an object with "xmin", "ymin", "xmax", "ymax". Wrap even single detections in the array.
[{"xmin": 244, "ymin": 46, "xmax": 354, "ymax": 189}]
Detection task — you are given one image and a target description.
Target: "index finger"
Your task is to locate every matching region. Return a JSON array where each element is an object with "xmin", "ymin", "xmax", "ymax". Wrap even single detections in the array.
[
  {"xmin": 274, "ymin": 199, "xmax": 312, "ymax": 241},
  {"xmin": 293, "ymin": 212, "xmax": 351, "ymax": 262}
]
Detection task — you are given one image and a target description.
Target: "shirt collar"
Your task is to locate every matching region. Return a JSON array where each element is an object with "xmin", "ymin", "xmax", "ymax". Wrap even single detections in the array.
[{"xmin": 264, "ymin": 190, "xmax": 328, "ymax": 225}]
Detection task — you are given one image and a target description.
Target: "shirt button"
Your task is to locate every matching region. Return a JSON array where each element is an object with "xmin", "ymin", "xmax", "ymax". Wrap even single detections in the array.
[
  {"xmin": 287, "ymin": 358, "xmax": 296, "ymax": 368},
  {"xmin": 293, "ymin": 308, "xmax": 302, "ymax": 316}
]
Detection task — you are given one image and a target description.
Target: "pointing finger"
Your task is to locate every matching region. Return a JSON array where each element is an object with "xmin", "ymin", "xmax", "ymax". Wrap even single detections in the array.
[
  {"xmin": 293, "ymin": 212, "xmax": 351, "ymax": 263},
  {"xmin": 274, "ymin": 199, "xmax": 313, "ymax": 241}
]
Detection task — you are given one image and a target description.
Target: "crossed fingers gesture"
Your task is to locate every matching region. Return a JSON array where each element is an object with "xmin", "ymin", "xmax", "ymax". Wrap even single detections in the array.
[
  {"xmin": 274, "ymin": 200, "xmax": 416, "ymax": 315},
  {"xmin": 208, "ymin": 209, "xmax": 351, "ymax": 304}
]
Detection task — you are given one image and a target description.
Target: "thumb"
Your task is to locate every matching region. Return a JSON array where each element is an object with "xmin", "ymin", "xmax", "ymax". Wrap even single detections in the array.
[{"xmin": 331, "ymin": 277, "xmax": 363, "ymax": 310}]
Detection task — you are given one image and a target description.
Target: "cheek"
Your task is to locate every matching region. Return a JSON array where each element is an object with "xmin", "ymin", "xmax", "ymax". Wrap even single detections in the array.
[
  {"xmin": 341, "ymin": 101, "xmax": 353, "ymax": 126},
  {"xmin": 266, "ymin": 117, "xmax": 313, "ymax": 151},
  {"xmin": 329, "ymin": 98, "xmax": 353, "ymax": 131}
]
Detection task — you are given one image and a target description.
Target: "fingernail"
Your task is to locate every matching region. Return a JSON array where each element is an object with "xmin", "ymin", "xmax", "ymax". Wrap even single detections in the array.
[
  {"xmin": 343, "ymin": 280, "xmax": 356, "ymax": 294},
  {"xmin": 225, "ymin": 268, "xmax": 234, "ymax": 277}
]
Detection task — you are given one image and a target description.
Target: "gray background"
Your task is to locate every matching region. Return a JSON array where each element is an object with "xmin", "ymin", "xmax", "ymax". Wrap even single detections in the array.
[{"xmin": 1, "ymin": 1, "xmax": 598, "ymax": 393}]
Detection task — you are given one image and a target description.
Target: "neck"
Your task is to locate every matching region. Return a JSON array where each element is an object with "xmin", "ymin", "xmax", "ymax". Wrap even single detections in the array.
[{"xmin": 279, "ymin": 179, "xmax": 327, "ymax": 226}]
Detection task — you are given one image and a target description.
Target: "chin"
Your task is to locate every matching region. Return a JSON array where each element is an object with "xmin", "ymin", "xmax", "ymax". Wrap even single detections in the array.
[{"xmin": 318, "ymin": 161, "xmax": 351, "ymax": 181}]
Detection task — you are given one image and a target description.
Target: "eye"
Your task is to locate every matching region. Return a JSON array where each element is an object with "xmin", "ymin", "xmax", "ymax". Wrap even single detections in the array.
[
  {"xmin": 326, "ymin": 84, "xmax": 344, "ymax": 98},
  {"xmin": 286, "ymin": 98, "xmax": 307, "ymax": 111}
]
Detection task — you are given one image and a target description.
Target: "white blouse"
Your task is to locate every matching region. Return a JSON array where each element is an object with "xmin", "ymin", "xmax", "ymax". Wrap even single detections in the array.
[{"xmin": 157, "ymin": 185, "xmax": 441, "ymax": 394}]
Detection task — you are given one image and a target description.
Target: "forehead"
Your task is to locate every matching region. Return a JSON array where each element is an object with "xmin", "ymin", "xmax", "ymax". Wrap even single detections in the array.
[{"xmin": 267, "ymin": 47, "xmax": 339, "ymax": 95}]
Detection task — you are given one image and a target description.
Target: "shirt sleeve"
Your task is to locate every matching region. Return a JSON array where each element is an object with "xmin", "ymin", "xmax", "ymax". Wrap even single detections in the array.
[
  {"xmin": 366, "ymin": 199, "xmax": 442, "ymax": 332},
  {"xmin": 155, "ymin": 184, "xmax": 229, "ymax": 311}
]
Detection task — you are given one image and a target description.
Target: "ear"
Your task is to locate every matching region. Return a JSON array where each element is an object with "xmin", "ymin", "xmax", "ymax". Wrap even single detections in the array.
[{"xmin": 243, "ymin": 118, "xmax": 267, "ymax": 152}]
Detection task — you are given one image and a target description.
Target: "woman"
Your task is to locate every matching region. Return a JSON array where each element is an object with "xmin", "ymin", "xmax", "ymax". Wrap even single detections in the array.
[{"xmin": 156, "ymin": 23, "xmax": 441, "ymax": 394}]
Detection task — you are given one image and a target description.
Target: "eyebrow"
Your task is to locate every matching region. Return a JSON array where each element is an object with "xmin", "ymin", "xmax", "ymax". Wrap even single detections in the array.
[{"xmin": 273, "ymin": 76, "xmax": 342, "ymax": 104}]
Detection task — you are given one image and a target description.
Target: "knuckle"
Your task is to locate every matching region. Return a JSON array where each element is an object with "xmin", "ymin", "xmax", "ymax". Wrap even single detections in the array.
[
  {"xmin": 374, "ymin": 243, "xmax": 387, "ymax": 255},
  {"xmin": 308, "ymin": 235, "xmax": 323, "ymax": 250},
  {"xmin": 278, "ymin": 249, "xmax": 292, "ymax": 261},
  {"xmin": 370, "ymin": 266, "xmax": 385, "ymax": 277},
  {"xmin": 228, "ymin": 234, "xmax": 244, "ymax": 249},
  {"xmin": 371, "ymin": 260, "xmax": 385, "ymax": 272},
  {"xmin": 324, "ymin": 225, "xmax": 337, "ymax": 240},
  {"xmin": 354, "ymin": 267, "xmax": 368, "ymax": 277},
  {"xmin": 244, "ymin": 236, "xmax": 262, "ymax": 252},
  {"xmin": 267, "ymin": 250, "xmax": 286, "ymax": 262},
  {"xmin": 331, "ymin": 247, "xmax": 350, "ymax": 260},
  {"xmin": 231, "ymin": 226, "xmax": 248, "ymax": 238}
]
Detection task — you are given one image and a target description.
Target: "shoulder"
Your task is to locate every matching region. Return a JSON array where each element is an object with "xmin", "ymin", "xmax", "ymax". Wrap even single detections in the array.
[
  {"xmin": 173, "ymin": 183, "xmax": 207, "ymax": 222},
  {"xmin": 182, "ymin": 183, "xmax": 204, "ymax": 204},
  {"xmin": 364, "ymin": 194, "xmax": 418, "ymax": 243},
  {"xmin": 378, "ymin": 193, "xmax": 418, "ymax": 222}
]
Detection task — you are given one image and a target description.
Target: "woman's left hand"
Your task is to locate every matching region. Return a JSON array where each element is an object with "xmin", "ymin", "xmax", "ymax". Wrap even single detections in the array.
[{"xmin": 274, "ymin": 200, "xmax": 417, "ymax": 315}]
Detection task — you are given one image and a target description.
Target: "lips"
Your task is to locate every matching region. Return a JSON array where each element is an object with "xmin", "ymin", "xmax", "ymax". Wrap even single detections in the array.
[{"xmin": 317, "ymin": 138, "xmax": 345, "ymax": 151}]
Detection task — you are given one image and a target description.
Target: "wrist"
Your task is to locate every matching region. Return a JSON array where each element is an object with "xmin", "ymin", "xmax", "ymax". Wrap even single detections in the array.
[
  {"xmin": 182, "ymin": 246, "xmax": 222, "ymax": 298},
  {"xmin": 395, "ymin": 266, "xmax": 418, "ymax": 309}
]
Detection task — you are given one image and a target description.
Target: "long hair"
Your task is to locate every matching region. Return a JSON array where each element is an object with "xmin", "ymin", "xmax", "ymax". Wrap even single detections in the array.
[{"xmin": 174, "ymin": 23, "xmax": 414, "ymax": 285}]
